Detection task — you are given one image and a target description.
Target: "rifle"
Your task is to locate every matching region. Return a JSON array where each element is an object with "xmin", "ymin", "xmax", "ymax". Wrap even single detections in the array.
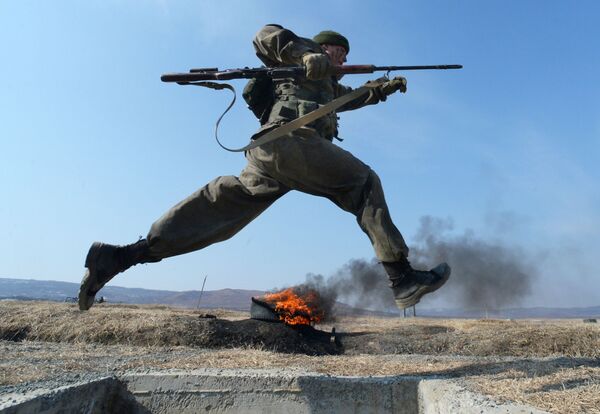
[
  {"xmin": 160, "ymin": 64, "xmax": 463, "ymax": 152},
  {"xmin": 161, "ymin": 64, "xmax": 463, "ymax": 84}
]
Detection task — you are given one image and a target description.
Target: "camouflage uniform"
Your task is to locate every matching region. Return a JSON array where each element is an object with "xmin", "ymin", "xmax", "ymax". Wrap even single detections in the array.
[{"xmin": 146, "ymin": 24, "xmax": 408, "ymax": 263}]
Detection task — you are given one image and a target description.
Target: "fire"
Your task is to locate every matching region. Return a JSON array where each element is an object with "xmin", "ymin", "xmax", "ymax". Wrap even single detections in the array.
[{"xmin": 262, "ymin": 288, "xmax": 324, "ymax": 326}]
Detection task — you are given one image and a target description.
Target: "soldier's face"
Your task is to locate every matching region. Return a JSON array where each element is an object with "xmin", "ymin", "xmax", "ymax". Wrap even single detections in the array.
[{"xmin": 321, "ymin": 44, "xmax": 347, "ymax": 66}]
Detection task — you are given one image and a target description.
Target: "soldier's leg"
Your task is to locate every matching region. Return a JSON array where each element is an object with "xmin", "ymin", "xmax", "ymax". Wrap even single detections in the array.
[
  {"xmin": 79, "ymin": 162, "xmax": 288, "ymax": 310},
  {"xmin": 248, "ymin": 128, "xmax": 407, "ymax": 262},
  {"xmin": 248, "ymin": 128, "xmax": 450, "ymax": 308},
  {"xmin": 147, "ymin": 163, "xmax": 288, "ymax": 258}
]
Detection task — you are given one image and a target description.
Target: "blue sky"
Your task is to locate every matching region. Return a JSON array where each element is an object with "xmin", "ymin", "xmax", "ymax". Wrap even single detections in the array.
[{"xmin": 1, "ymin": 1, "xmax": 599, "ymax": 307}]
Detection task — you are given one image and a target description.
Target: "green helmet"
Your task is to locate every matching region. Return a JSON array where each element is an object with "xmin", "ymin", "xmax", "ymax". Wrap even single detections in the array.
[{"xmin": 313, "ymin": 30, "xmax": 349, "ymax": 54}]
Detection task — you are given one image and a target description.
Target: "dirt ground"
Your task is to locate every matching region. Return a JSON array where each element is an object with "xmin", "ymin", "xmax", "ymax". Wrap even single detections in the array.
[{"xmin": 1, "ymin": 301, "xmax": 599, "ymax": 413}]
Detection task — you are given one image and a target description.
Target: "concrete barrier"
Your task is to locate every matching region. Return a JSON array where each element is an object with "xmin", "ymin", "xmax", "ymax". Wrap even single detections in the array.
[
  {"xmin": 120, "ymin": 369, "xmax": 420, "ymax": 413},
  {"xmin": 0, "ymin": 377, "xmax": 122, "ymax": 414},
  {"xmin": 419, "ymin": 379, "xmax": 547, "ymax": 414},
  {"xmin": 0, "ymin": 369, "xmax": 548, "ymax": 414}
]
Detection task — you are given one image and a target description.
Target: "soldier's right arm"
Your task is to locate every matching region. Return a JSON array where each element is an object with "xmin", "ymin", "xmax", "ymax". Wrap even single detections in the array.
[{"xmin": 253, "ymin": 24, "xmax": 321, "ymax": 66}]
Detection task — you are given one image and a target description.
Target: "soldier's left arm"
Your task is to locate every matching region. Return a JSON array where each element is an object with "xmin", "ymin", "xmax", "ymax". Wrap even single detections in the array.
[
  {"xmin": 335, "ymin": 76, "xmax": 407, "ymax": 112},
  {"xmin": 334, "ymin": 81, "xmax": 387, "ymax": 113}
]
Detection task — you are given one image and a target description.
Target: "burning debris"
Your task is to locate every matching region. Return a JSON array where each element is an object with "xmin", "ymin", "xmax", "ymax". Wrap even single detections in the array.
[
  {"xmin": 251, "ymin": 287, "xmax": 327, "ymax": 326},
  {"xmin": 247, "ymin": 288, "xmax": 341, "ymax": 354}
]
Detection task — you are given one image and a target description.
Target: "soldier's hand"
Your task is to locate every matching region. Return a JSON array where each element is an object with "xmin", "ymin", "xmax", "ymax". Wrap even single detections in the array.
[
  {"xmin": 302, "ymin": 52, "xmax": 332, "ymax": 80},
  {"xmin": 381, "ymin": 76, "xmax": 408, "ymax": 95}
]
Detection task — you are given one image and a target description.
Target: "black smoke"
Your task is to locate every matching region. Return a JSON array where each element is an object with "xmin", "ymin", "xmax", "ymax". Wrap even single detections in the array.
[
  {"xmin": 291, "ymin": 215, "xmax": 537, "ymax": 316},
  {"xmin": 301, "ymin": 258, "xmax": 398, "ymax": 317},
  {"xmin": 409, "ymin": 215, "xmax": 537, "ymax": 309}
]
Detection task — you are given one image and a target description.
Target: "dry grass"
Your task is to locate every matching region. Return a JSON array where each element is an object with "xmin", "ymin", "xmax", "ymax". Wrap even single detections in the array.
[
  {"xmin": 1, "ymin": 300, "xmax": 599, "ymax": 414},
  {"xmin": 0, "ymin": 301, "xmax": 246, "ymax": 346},
  {"xmin": 1, "ymin": 301, "xmax": 598, "ymax": 358},
  {"xmin": 2, "ymin": 342, "xmax": 598, "ymax": 414},
  {"xmin": 331, "ymin": 316, "xmax": 600, "ymax": 358},
  {"xmin": 471, "ymin": 365, "xmax": 600, "ymax": 414}
]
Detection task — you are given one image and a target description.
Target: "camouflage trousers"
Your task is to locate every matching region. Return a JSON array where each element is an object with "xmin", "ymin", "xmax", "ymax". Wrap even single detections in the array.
[{"xmin": 147, "ymin": 128, "xmax": 408, "ymax": 262}]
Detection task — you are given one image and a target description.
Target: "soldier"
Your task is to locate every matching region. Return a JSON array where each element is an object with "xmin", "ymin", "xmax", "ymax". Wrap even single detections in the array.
[{"xmin": 79, "ymin": 24, "xmax": 450, "ymax": 311}]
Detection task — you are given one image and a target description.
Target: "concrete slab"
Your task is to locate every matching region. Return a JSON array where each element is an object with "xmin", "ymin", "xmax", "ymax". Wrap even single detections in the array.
[
  {"xmin": 120, "ymin": 369, "xmax": 421, "ymax": 413},
  {"xmin": 0, "ymin": 377, "xmax": 121, "ymax": 414},
  {"xmin": 0, "ymin": 369, "xmax": 549, "ymax": 414},
  {"xmin": 419, "ymin": 379, "xmax": 549, "ymax": 414}
]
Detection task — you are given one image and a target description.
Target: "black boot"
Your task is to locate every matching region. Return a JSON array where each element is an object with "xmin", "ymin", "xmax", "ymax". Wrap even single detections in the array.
[
  {"xmin": 78, "ymin": 239, "xmax": 160, "ymax": 310},
  {"xmin": 382, "ymin": 256, "xmax": 451, "ymax": 309}
]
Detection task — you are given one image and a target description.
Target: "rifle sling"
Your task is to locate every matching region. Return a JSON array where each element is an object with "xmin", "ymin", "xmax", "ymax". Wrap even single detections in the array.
[{"xmin": 185, "ymin": 79, "xmax": 385, "ymax": 152}]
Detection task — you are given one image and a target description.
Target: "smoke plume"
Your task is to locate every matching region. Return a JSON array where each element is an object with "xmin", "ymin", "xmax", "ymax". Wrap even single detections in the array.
[
  {"xmin": 300, "ymin": 258, "xmax": 398, "ymax": 317},
  {"xmin": 290, "ymin": 215, "xmax": 538, "ymax": 316},
  {"xmin": 409, "ymin": 216, "xmax": 537, "ymax": 309}
]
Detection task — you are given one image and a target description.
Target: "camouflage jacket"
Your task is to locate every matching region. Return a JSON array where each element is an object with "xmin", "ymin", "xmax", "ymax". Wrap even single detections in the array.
[{"xmin": 253, "ymin": 24, "xmax": 388, "ymax": 141}]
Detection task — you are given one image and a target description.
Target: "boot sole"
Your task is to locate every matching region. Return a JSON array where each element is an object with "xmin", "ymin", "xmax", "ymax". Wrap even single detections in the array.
[
  {"xmin": 394, "ymin": 263, "xmax": 451, "ymax": 310},
  {"xmin": 78, "ymin": 242, "xmax": 103, "ymax": 311}
]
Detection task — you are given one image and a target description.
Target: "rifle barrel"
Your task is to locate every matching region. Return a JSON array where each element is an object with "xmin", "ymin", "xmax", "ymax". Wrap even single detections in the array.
[
  {"xmin": 376, "ymin": 64, "xmax": 463, "ymax": 70},
  {"xmin": 333, "ymin": 64, "xmax": 462, "ymax": 76}
]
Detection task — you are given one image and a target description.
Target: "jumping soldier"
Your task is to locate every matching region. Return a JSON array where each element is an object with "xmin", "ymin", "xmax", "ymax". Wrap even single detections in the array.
[{"xmin": 79, "ymin": 24, "xmax": 450, "ymax": 311}]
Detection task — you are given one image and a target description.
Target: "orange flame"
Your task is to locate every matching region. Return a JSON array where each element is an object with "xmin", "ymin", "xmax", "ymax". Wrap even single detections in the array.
[{"xmin": 262, "ymin": 288, "xmax": 324, "ymax": 326}]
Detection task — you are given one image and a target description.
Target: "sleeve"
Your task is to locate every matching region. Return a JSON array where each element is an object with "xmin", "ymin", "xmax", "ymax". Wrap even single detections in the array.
[
  {"xmin": 253, "ymin": 24, "xmax": 322, "ymax": 66},
  {"xmin": 334, "ymin": 79, "xmax": 388, "ymax": 113}
]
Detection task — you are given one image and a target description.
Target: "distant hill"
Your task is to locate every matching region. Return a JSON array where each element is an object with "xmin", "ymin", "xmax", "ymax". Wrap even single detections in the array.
[
  {"xmin": 419, "ymin": 306, "xmax": 600, "ymax": 319},
  {"xmin": 1, "ymin": 277, "xmax": 599, "ymax": 318},
  {"xmin": 0, "ymin": 277, "xmax": 264, "ymax": 310}
]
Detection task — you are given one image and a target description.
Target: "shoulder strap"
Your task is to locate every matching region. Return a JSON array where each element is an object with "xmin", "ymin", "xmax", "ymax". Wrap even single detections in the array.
[{"xmin": 185, "ymin": 79, "xmax": 384, "ymax": 152}]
